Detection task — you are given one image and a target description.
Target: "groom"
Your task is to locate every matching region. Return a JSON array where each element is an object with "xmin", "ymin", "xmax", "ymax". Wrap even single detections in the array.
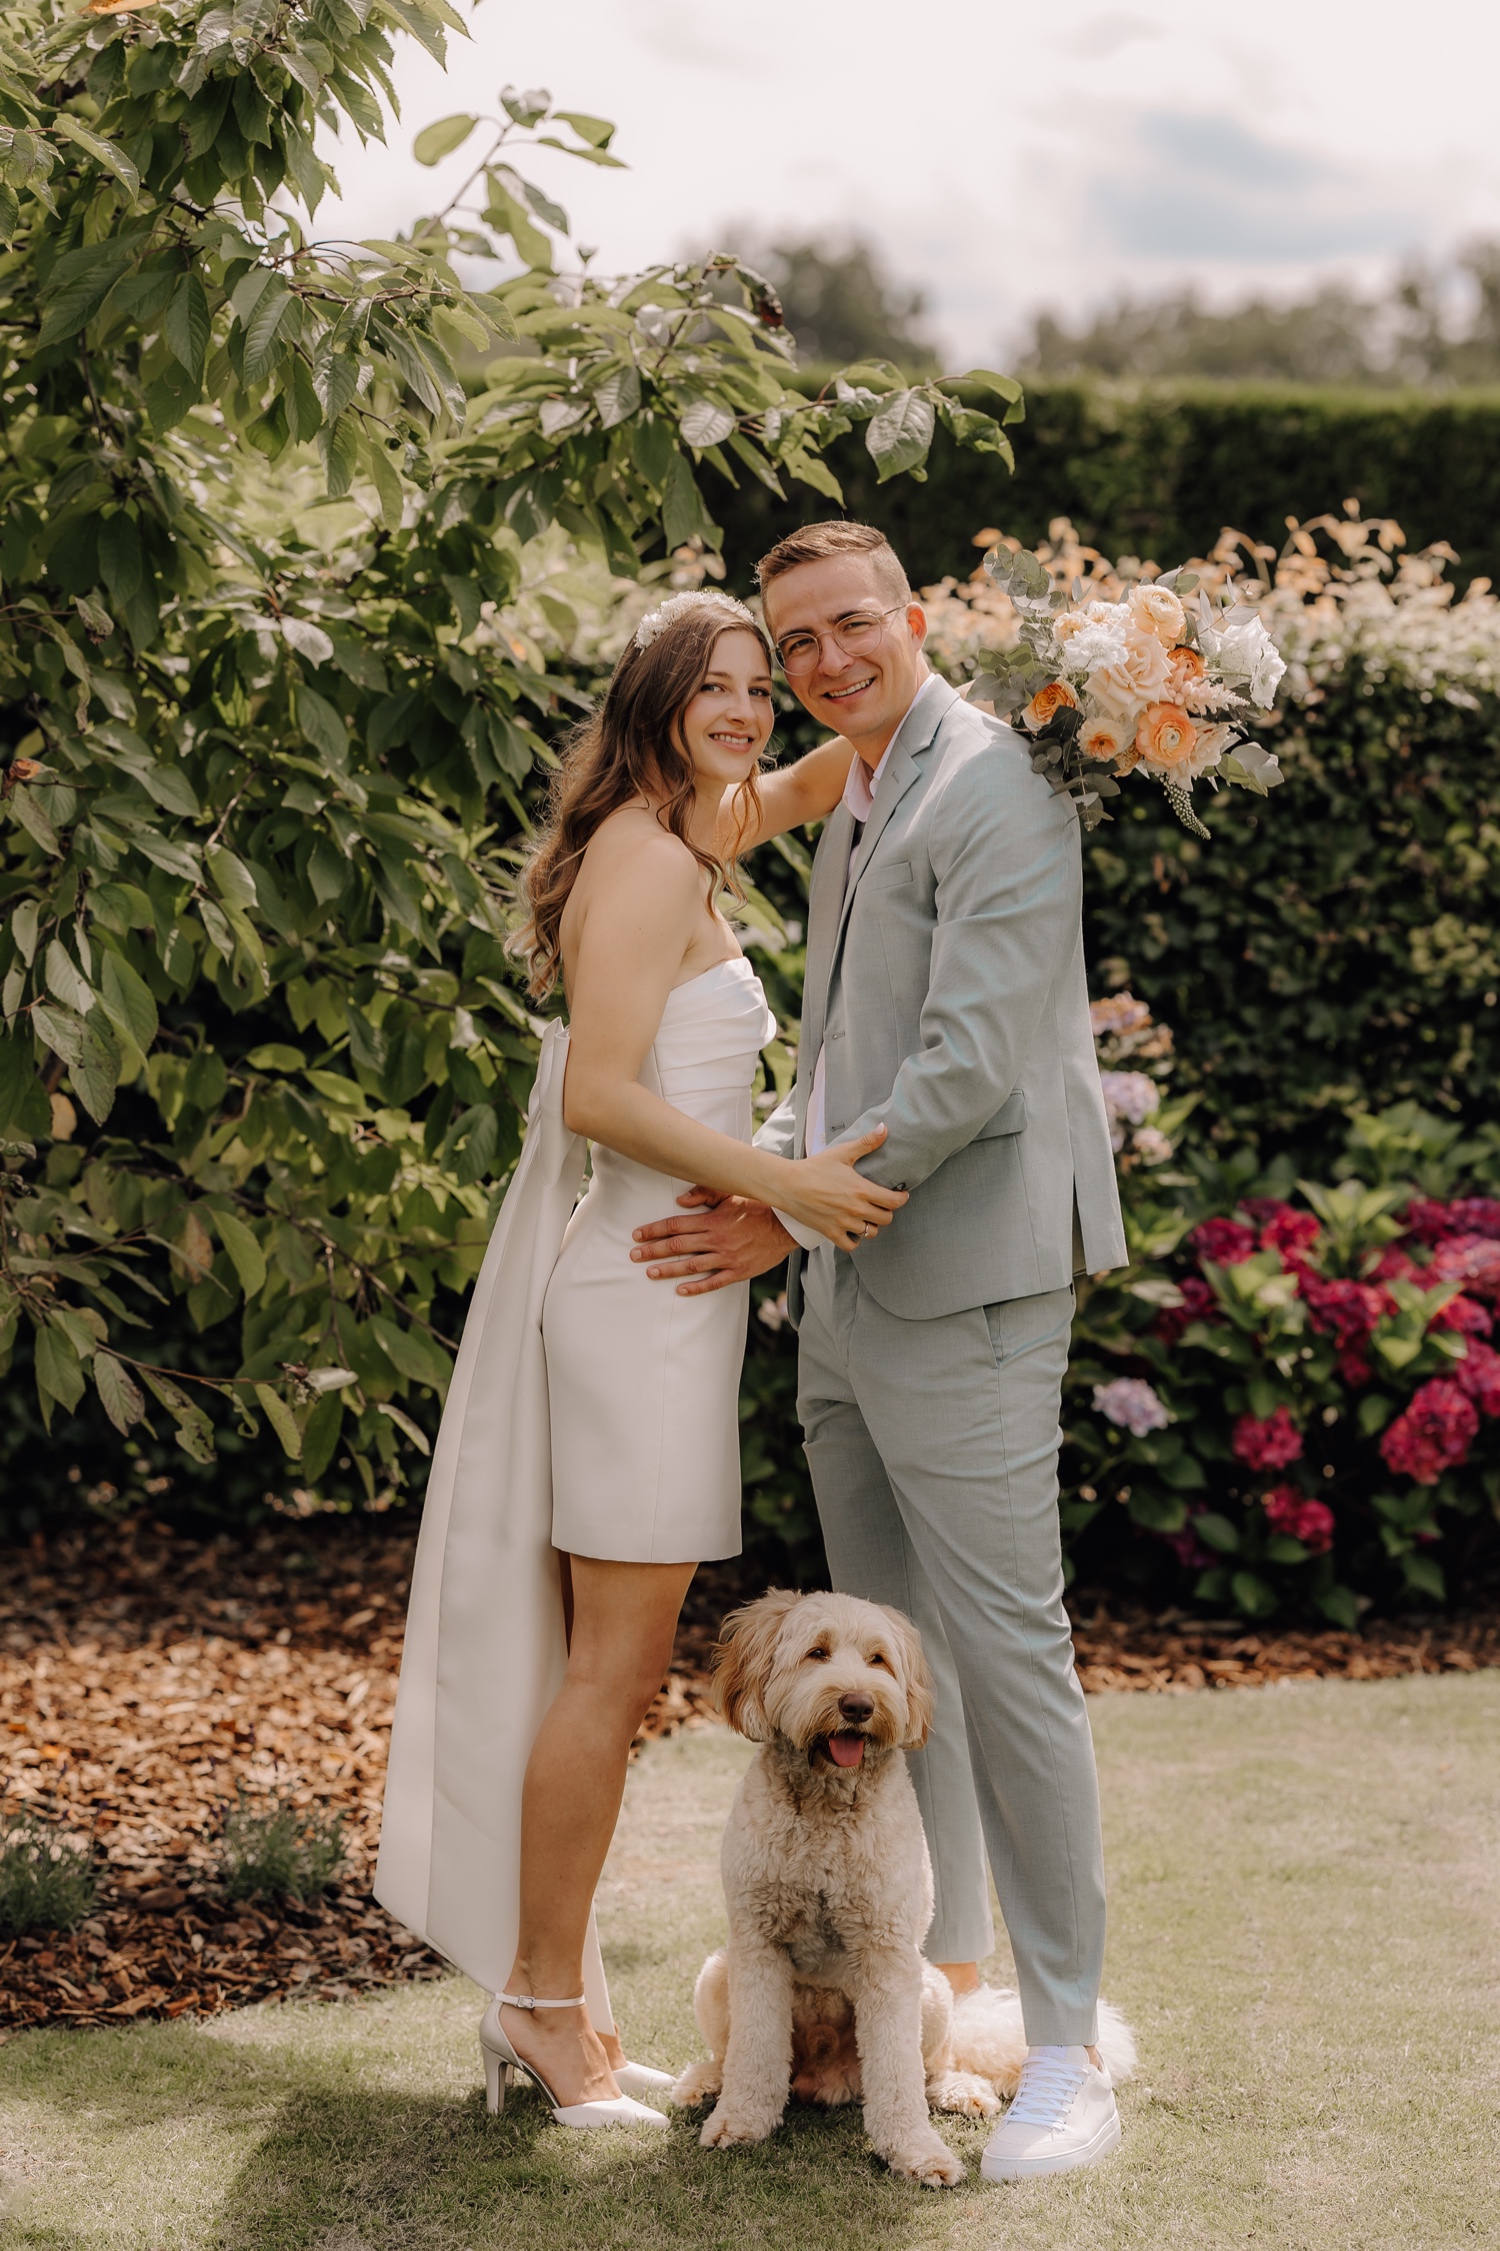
[{"xmin": 632, "ymin": 520, "xmax": 1127, "ymax": 2179}]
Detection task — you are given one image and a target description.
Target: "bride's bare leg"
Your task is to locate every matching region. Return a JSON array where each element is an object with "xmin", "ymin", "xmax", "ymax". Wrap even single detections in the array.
[{"xmin": 502, "ymin": 1554, "xmax": 695, "ymax": 2107}]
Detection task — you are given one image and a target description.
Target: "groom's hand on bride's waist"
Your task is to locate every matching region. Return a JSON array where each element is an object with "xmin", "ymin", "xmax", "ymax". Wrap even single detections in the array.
[{"xmin": 631, "ymin": 1190, "xmax": 794, "ymax": 1295}]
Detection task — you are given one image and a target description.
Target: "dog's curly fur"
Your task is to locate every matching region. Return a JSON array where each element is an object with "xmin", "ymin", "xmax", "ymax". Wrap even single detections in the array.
[{"xmin": 670, "ymin": 1589, "xmax": 1138, "ymax": 2186}]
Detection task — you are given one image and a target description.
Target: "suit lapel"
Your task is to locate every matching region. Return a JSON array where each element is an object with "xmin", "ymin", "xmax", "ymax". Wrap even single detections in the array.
[
  {"xmin": 828, "ymin": 677, "xmax": 958, "ymax": 969},
  {"xmin": 801, "ymin": 803, "xmax": 853, "ymax": 1081}
]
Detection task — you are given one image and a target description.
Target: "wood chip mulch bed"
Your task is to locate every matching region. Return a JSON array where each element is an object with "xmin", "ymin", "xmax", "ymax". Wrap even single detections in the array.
[{"xmin": 3, "ymin": 1518, "xmax": 1495, "ymax": 2036}]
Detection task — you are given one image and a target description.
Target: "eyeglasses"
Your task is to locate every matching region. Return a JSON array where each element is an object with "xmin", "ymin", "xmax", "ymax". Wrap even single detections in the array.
[{"xmin": 774, "ymin": 604, "xmax": 907, "ymax": 680}]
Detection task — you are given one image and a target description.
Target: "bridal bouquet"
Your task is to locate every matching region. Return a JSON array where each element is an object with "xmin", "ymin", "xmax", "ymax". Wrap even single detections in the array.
[{"xmin": 970, "ymin": 547, "xmax": 1288, "ymax": 835}]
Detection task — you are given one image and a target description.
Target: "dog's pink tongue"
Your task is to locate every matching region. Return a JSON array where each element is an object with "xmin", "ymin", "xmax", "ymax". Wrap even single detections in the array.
[{"xmin": 828, "ymin": 1732, "xmax": 865, "ymax": 1769}]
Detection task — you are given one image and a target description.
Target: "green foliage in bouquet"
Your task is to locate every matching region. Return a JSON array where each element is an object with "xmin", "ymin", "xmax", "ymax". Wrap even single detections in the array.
[{"xmin": 0, "ymin": 0, "xmax": 1018, "ymax": 1518}]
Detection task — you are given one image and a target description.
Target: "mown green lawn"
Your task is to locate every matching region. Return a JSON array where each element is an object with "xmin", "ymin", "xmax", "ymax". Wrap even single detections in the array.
[{"xmin": 3, "ymin": 1672, "xmax": 1498, "ymax": 2251}]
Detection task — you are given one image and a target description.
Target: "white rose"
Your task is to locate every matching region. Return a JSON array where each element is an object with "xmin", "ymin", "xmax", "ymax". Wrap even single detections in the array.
[{"xmin": 1204, "ymin": 606, "xmax": 1287, "ymax": 708}]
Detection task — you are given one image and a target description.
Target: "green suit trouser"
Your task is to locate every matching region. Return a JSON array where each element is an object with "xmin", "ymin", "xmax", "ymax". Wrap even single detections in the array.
[{"xmin": 797, "ymin": 1245, "xmax": 1105, "ymax": 2046}]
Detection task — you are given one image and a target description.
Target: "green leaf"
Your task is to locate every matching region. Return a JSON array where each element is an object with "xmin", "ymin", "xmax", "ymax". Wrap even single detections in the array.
[
  {"xmin": 52, "ymin": 114, "xmax": 141, "ymax": 199},
  {"xmin": 1400, "ymin": 1553, "xmax": 1446, "ymax": 1601},
  {"xmin": 241, "ymin": 277, "xmax": 292, "ymax": 382},
  {"xmin": 1194, "ymin": 1511, "xmax": 1241, "ymax": 1554},
  {"xmin": 94, "ymin": 1350, "xmax": 146, "ymax": 1434},
  {"xmin": 368, "ymin": 1314, "xmax": 452, "ymax": 1391},
  {"xmin": 865, "ymin": 387, "xmax": 937, "ymax": 482},
  {"xmin": 44, "ymin": 939, "xmax": 95, "ymax": 1018},
  {"xmin": 98, "ymin": 949, "xmax": 158, "ymax": 1057},
  {"xmin": 254, "ymin": 1381, "xmax": 303, "ymax": 1462},
  {"xmin": 97, "ymin": 512, "xmax": 143, "ymax": 608},
  {"xmin": 1314, "ymin": 1584, "xmax": 1359, "ymax": 1628},
  {"xmin": 661, "ymin": 451, "xmax": 708, "ymax": 551},
  {"xmin": 245, "ymin": 1044, "xmax": 305, "ymax": 1072},
  {"xmin": 37, "ymin": 240, "xmax": 131, "ymax": 346},
  {"xmin": 551, "ymin": 110, "xmax": 616, "ymax": 148},
  {"xmin": 484, "ymin": 181, "xmax": 553, "ymax": 271},
  {"xmin": 301, "ymin": 1389, "xmax": 344, "ymax": 1482},
  {"xmin": 211, "ymin": 1208, "xmax": 267, "ymax": 1299},
  {"xmin": 296, "ymin": 685, "xmax": 349, "ymax": 769},
  {"xmin": 164, "ymin": 273, "xmax": 211, "ymax": 379},
  {"xmin": 591, "ymin": 362, "xmax": 640, "ymax": 429},
  {"xmin": 35, "ymin": 1323, "xmax": 85, "ymax": 1415},
  {"xmin": 679, "ymin": 395, "xmax": 736, "ymax": 449},
  {"xmin": 366, "ymin": 438, "xmax": 406, "ymax": 531},
  {"xmin": 1231, "ymin": 1571, "xmax": 1279, "ymax": 1618},
  {"xmin": 413, "ymin": 113, "xmax": 479, "ymax": 165}
]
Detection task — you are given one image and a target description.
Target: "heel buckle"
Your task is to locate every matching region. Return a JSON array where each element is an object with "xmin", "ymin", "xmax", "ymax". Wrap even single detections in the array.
[{"xmin": 497, "ymin": 1991, "xmax": 587, "ymax": 2012}]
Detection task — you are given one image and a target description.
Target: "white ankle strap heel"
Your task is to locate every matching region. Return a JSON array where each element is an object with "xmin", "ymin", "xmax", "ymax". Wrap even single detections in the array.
[{"xmin": 479, "ymin": 1995, "xmax": 670, "ymax": 2129}]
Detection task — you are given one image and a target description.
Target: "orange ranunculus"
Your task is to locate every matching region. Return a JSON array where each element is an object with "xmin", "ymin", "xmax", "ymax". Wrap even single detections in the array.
[
  {"xmin": 1134, "ymin": 703, "xmax": 1198, "ymax": 771},
  {"xmin": 1080, "ymin": 714, "xmax": 1137, "ymax": 770},
  {"xmin": 1167, "ymin": 647, "xmax": 1205, "ymax": 692},
  {"xmin": 1021, "ymin": 679, "xmax": 1080, "ymax": 731}
]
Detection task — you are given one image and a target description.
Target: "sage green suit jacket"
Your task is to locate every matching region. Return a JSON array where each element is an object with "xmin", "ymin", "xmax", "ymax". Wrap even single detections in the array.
[{"xmin": 759, "ymin": 675, "xmax": 1127, "ymax": 1323}]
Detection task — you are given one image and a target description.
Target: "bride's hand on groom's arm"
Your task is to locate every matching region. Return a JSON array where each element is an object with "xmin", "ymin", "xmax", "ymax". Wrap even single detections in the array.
[
  {"xmin": 631, "ymin": 1128, "xmax": 908, "ymax": 1292},
  {"xmin": 632, "ymin": 1190, "xmax": 795, "ymax": 1296}
]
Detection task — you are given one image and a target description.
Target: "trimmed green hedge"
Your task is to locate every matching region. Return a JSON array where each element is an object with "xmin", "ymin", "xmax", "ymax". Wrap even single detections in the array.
[{"xmin": 711, "ymin": 381, "xmax": 1500, "ymax": 594}]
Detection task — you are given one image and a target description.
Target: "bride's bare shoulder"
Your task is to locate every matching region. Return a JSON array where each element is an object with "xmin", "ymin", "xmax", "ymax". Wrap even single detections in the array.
[
  {"xmin": 585, "ymin": 805, "xmax": 702, "ymax": 873},
  {"xmin": 577, "ymin": 805, "xmax": 703, "ymax": 899}
]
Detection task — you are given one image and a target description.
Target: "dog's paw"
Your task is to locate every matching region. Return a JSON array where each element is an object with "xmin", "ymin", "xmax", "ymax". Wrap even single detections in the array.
[
  {"xmin": 926, "ymin": 2068, "xmax": 1001, "ymax": 2119},
  {"xmin": 884, "ymin": 2132, "xmax": 966, "ymax": 2188},
  {"xmin": 669, "ymin": 2059, "xmax": 723, "ymax": 2108},
  {"xmin": 699, "ymin": 2100, "xmax": 781, "ymax": 2149}
]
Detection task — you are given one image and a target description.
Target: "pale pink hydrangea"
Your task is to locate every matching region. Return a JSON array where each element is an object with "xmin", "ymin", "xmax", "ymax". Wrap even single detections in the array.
[{"xmin": 1093, "ymin": 1378, "xmax": 1171, "ymax": 1436}]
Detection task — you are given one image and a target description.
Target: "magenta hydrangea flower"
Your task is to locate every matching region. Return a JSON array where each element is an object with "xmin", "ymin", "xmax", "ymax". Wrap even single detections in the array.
[
  {"xmin": 1430, "ymin": 1293, "xmax": 1493, "ymax": 1338},
  {"xmin": 1231, "ymin": 1405, "xmax": 1304, "ymax": 1470},
  {"xmin": 1262, "ymin": 1485, "xmax": 1335, "ymax": 1554},
  {"xmin": 1152, "ymin": 1274, "xmax": 1218, "ymax": 1348},
  {"xmin": 1190, "ymin": 1217, "xmax": 1257, "ymax": 1267},
  {"xmin": 1242, "ymin": 1198, "xmax": 1322, "ymax": 1264},
  {"xmin": 1430, "ymin": 1235, "xmax": 1500, "ymax": 1301},
  {"xmin": 1300, "ymin": 1274, "xmax": 1393, "ymax": 1347},
  {"xmin": 1452, "ymin": 1337, "xmax": 1500, "ymax": 1417},
  {"xmin": 1379, "ymin": 1378, "xmax": 1479, "ymax": 1485}
]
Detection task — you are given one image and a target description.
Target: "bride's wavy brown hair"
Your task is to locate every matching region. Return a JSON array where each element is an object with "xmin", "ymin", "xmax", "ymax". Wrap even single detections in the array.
[{"xmin": 515, "ymin": 607, "xmax": 773, "ymax": 999}]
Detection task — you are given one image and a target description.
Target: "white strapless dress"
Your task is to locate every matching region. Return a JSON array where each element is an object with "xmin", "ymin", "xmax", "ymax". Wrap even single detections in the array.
[
  {"xmin": 545, "ymin": 954, "xmax": 775, "ymax": 1563},
  {"xmin": 374, "ymin": 953, "xmax": 775, "ymax": 2020}
]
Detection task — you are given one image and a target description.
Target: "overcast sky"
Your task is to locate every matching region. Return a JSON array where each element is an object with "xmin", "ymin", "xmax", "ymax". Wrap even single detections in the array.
[{"xmin": 319, "ymin": 1, "xmax": 1500, "ymax": 366}]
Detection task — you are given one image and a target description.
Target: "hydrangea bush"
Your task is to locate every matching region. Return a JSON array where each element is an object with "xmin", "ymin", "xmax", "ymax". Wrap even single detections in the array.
[{"xmin": 1063, "ymin": 1096, "xmax": 1500, "ymax": 1623}]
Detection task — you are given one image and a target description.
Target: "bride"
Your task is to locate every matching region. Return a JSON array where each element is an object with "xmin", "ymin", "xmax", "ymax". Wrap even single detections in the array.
[{"xmin": 375, "ymin": 588, "xmax": 906, "ymax": 2130}]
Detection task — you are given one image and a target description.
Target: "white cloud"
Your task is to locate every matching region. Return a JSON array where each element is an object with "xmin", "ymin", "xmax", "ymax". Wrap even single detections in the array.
[{"xmin": 311, "ymin": 0, "xmax": 1500, "ymax": 367}]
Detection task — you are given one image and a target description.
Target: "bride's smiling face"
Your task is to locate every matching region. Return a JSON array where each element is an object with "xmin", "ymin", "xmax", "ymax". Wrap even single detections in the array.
[{"xmin": 677, "ymin": 627, "xmax": 774, "ymax": 791}]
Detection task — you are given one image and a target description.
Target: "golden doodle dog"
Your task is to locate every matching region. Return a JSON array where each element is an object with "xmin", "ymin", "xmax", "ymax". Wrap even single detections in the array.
[{"xmin": 670, "ymin": 1589, "xmax": 1136, "ymax": 2188}]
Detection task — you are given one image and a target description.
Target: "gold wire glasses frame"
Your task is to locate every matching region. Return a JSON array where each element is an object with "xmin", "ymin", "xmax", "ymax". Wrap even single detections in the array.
[{"xmin": 773, "ymin": 603, "xmax": 907, "ymax": 680}]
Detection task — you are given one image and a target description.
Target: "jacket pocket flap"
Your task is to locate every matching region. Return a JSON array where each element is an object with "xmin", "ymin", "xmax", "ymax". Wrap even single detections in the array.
[
  {"xmin": 865, "ymin": 859, "xmax": 914, "ymax": 888},
  {"xmin": 975, "ymin": 1089, "xmax": 1027, "ymax": 1139}
]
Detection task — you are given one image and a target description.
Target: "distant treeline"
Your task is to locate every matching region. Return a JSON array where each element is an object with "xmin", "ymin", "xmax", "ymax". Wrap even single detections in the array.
[{"xmin": 711, "ymin": 380, "xmax": 1500, "ymax": 592}]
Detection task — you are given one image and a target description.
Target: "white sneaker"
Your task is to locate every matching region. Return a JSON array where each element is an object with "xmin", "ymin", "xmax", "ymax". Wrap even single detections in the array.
[{"xmin": 980, "ymin": 2046, "xmax": 1121, "ymax": 2182}]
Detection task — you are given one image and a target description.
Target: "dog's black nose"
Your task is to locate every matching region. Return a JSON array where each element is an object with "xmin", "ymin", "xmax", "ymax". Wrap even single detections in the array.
[{"xmin": 838, "ymin": 1693, "xmax": 874, "ymax": 1723}]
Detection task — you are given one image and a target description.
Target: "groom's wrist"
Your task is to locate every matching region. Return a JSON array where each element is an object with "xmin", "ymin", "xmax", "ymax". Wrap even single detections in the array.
[{"xmin": 773, "ymin": 1208, "xmax": 823, "ymax": 1254}]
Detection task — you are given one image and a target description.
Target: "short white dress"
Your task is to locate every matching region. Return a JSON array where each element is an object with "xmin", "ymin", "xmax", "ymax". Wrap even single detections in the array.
[{"xmin": 542, "ymin": 953, "xmax": 776, "ymax": 1564}]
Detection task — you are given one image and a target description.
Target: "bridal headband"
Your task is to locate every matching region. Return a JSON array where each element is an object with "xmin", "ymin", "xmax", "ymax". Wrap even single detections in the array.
[{"xmin": 633, "ymin": 587, "xmax": 758, "ymax": 650}]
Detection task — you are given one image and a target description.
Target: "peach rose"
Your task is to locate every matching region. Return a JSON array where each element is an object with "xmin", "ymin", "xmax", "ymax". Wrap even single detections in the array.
[
  {"xmin": 1134, "ymin": 703, "xmax": 1199, "ymax": 773},
  {"xmin": 1130, "ymin": 584, "xmax": 1187, "ymax": 647},
  {"xmin": 1080, "ymin": 714, "xmax": 1137, "ymax": 770},
  {"xmin": 1086, "ymin": 625, "xmax": 1173, "ymax": 714},
  {"xmin": 1021, "ymin": 678, "xmax": 1080, "ymax": 731}
]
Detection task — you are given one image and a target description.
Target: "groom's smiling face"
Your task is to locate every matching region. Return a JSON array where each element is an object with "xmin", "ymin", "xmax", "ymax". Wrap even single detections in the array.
[{"xmin": 763, "ymin": 555, "xmax": 928, "ymax": 756}]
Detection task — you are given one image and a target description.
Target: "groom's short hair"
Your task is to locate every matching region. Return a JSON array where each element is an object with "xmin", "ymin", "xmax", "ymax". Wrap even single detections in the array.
[{"xmin": 756, "ymin": 520, "xmax": 912, "ymax": 611}]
